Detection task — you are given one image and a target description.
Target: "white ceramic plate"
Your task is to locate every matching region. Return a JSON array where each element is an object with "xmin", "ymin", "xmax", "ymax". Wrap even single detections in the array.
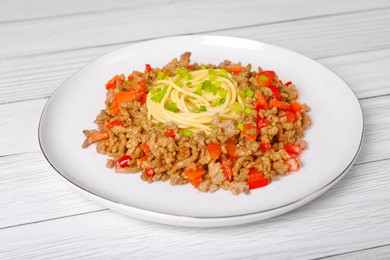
[{"xmin": 39, "ymin": 35, "xmax": 364, "ymax": 227}]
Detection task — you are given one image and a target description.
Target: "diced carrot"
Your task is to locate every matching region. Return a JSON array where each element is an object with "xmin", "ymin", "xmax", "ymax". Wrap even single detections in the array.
[
  {"xmin": 242, "ymin": 124, "xmax": 258, "ymax": 141},
  {"xmin": 127, "ymin": 74, "xmax": 134, "ymax": 82},
  {"xmin": 270, "ymin": 99, "xmax": 290, "ymax": 110},
  {"xmin": 228, "ymin": 65, "xmax": 244, "ymax": 74},
  {"xmin": 226, "ymin": 141, "xmax": 236, "ymax": 158},
  {"xmin": 140, "ymin": 142, "xmax": 151, "ymax": 153},
  {"xmin": 208, "ymin": 143, "xmax": 222, "ymax": 160},
  {"xmin": 255, "ymin": 91, "xmax": 269, "ymax": 110},
  {"xmin": 111, "ymin": 90, "xmax": 139, "ymax": 115},
  {"xmin": 221, "ymin": 159, "xmax": 233, "ymax": 182},
  {"xmin": 285, "ymin": 143, "xmax": 302, "ymax": 155},
  {"xmin": 290, "ymin": 102, "xmax": 304, "ymax": 113},
  {"xmin": 137, "ymin": 155, "xmax": 148, "ymax": 165},
  {"xmin": 82, "ymin": 132, "xmax": 109, "ymax": 148},
  {"xmin": 105, "ymin": 120, "xmax": 124, "ymax": 129},
  {"xmin": 185, "ymin": 168, "xmax": 206, "ymax": 186},
  {"xmin": 166, "ymin": 129, "xmax": 175, "ymax": 139}
]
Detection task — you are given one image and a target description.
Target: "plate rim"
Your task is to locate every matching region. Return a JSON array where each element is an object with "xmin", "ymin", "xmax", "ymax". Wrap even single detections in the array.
[{"xmin": 38, "ymin": 34, "xmax": 365, "ymax": 225}]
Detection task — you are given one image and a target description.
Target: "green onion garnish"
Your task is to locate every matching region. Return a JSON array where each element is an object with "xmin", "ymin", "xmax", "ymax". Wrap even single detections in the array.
[
  {"xmin": 166, "ymin": 102, "xmax": 177, "ymax": 112},
  {"xmin": 215, "ymin": 81, "xmax": 221, "ymax": 89},
  {"xmin": 156, "ymin": 122, "xmax": 163, "ymax": 127},
  {"xmin": 199, "ymin": 105, "xmax": 207, "ymax": 112},
  {"xmin": 124, "ymin": 80, "xmax": 133, "ymax": 86},
  {"xmin": 244, "ymin": 107, "xmax": 252, "ymax": 115},
  {"xmin": 175, "ymin": 80, "xmax": 184, "ymax": 87},
  {"xmin": 201, "ymin": 64, "xmax": 207, "ymax": 70},
  {"xmin": 186, "ymin": 81, "xmax": 192, "ymax": 86},
  {"xmin": 219, "ymin": 88, "xmax": 228, "ymax": 98},
  {"xmin": 258, "ymin": 75, "xmax": 269, "ymax": 81},
  {"xmin": 209, "ymin": 73, "xmax": 216, "ymax": 81},
  {"xmin": 151, "ymin": 85, "xmax": 168, "ymax": 103},
  {"xmin": 246, "ymin": 88, "xmax": 255, "ymax": 98},
  {"xmin": 237, "ymin": 123, "xmax": 244, "ymax": 131},
  {"xmin": 202, "ymin": 80, "xmax": 212, "ymax": 92},
  {"xmin": 182, "ymin": 129, "xmax": 193, "ymax": 136},
  {"xmin": 238, "ymin": 90, "xmax": 246, "ymax": 98},
  {"xmin": 157, "ymin": 70, "xmax": 165, "ymax": 80},
  {"xmin": 194, "ymin": 84, "xmax": 202, "ymax": 95},
  {"xmin": 233, "ymin": 102, "xmax": 242, "ymax": 114},
  {"xmin": 210, "ymin": 125, "xmax": 218, "ymax": 130},
  {"xmin": 219, "ymin": 69, "xmax": 228, "ymax": 78}
]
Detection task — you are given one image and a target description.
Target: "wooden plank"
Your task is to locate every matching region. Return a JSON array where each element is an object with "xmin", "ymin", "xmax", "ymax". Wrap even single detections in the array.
[
  {"xmin": 1, "ymin": 4, "xmax": 390, "ymax": 58},
  {"xmin": 1, "ymin": 0, "xmax": 388, "ymax": 23},
  {"xmin": 323, "ymin": 245, "xmax": 390, "ymax": 260},
  {"xmin": 0, "ymin": 158, "xmax": 389, "ymax": 259},
  {"xmin": 1, "ymin": 46, "xmax": 389, "ymax": 105},
  {"xmin": 1, "ymin": 94, "xmax": 388, "ymax": 162},
  {"xmin": 0, "ymin": 151, "xmax": 103, "ymax": 229}
]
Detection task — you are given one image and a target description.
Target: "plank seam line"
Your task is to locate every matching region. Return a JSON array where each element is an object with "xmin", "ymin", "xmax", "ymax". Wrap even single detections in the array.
[
  {"xmin": 310, "ymin": 242, "xmax": 390, "ymax": 259},
  {"xmin": 0, "ymin": 209, "xmax": 108, "ymax": 231}
]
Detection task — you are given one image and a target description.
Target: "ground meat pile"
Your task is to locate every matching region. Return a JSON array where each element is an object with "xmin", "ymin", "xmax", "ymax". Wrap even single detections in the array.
[{"xmin": 82, "ymin": 52, "xmax": 311, "ymax": 195}]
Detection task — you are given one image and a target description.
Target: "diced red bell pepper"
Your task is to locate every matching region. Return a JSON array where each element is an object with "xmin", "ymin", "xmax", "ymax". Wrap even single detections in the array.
[
  {"xmin": 145, "ymin": 168, "xmax": 154, "ymax": 178},
  {"xmin": 221, "ymin": 159, "xmax": 233, "ymax": 182},
  {"xmin": 105, "ymin": 120, "xmax": 124, "ymax": 129},
  {"xmin": 269, "ymin": 84, "xmax": 280, "ymax": 100},
  {"xmin": 166, "ymin": 129, "xmax": 175, "ymax": 139},
  {"xmin": 127, "ymin": 74, "xmax": 134, "ymax": 82},
  {"xmin": 256, "ymin": 116, "xmax": 269, "ymax": 130},
  {"xmin": 285, "ymin": 143, "xmax": 302, "ymax": 155},
  {"xmin": 145, "ymin": 64, "xmax": 152, "ymax": 73},
  {"xmin": 208, "ymin": 143, "xmax": 222, "ymax": 160},
  {"xmin": 242, "ymin": 124, "xmax": 258, "ymax": 141},
  {"xmin": 105, "ymin": 75, "xmax": 124, "ymax": 90},
  {"xmin": 284, "ymin": 111, "xmax": 297, "ymax": 123},
  {"xmin": 290, "ymin": 102, "xmax": 304, "ymax": 113},
  {"xmin": 117, "ymin": 155, "xmax": 132, "ymax": 168},
  {"xmin": 247, "ymin": 168, "xmax": 269, "ymax": 189},
  {"xmin": 260, "ymin": 143, "xmax": 271, "ymax": 152},
  {"xmin": 256, "ymin": 71, "xmax": 276, "ymax": 87},
  {"xmin": 285, "ymin": 81, "xmax": 292, "ymax": 86},
  {"xmin": 140, "ymin": 93, "xmax": 147, "ymax": 105},
  {"xmin": 228, "ymin": 65, "xmax": 244, "ymax": 74}
]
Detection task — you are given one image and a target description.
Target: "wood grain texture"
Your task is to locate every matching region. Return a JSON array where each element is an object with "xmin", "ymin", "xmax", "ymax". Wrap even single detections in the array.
[
  {"xmin": 324, "ymin": 245, "xmax": 390, "ymax": 260},
  {"xmin": 1, "ymin": 2, "xmax": 390, "ymax": 58},
  {"xmin": 0, "ymin": 159, "xmax": 389, "ymax": 259}
]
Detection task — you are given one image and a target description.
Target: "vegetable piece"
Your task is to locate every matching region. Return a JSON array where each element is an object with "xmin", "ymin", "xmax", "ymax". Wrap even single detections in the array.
[
  {"xmin": 238, "ymin": 90, "xmax": 246, "ymax": 98},
  {"xmin": 111, "ymin": 90, "xmax": 139, "ymax": 114},
  {"xmin": 208, "ymin": 143, "xmax": 222, "ymax": 160},
  {"xmin": 290, "ymin": 102, "xmax": 304, "ymax": 113},
  {"xmin": 82, "ymin": 132, "xmax": 109, "ymax": 148},
  {"xmin": 127, "ymin": 74, "xmax": 134, "ymax": 82},
  {"xmin": 285, "ymin": 81, "xmax": 293, "ymax": 86},
  {"xmin": 199, "ymin": 105, "xmax": 207, "ymax": 112},
  {"xmin": 144, "ymin": 168, "xmax": 155, "ymax": 178},
  {"xmin": 284, "ymin": 111, "xmax": 297, "ymax": 123},
  {"xmin": 246, "ymin": 88, "xmax": 255, "ymax": 98},
  {"xmin": 145, "ymin": 64, "xmax": 152, "ymax": 73},
  {"xmin": 166, "ymin": 102, "xmax": 178, "ymax": 112},
  {"xmin": 221, "ymin": 159, "xmax": 233, "ymax": 182},
  {"xmin": 182, "ymin": 129, "xmax": 192, "ymax": 137},
  {"xmin": 219, "ymin": 69, "xmax": 228, "ymax": 78},
  {"xmin": 137, "ymin": 155, "xmax": 148, "ymax": 165},
  {"xmin": 256, "ymin": 116, "xmax": 269, "ymax": 130},
  {"xmin": 157, "ymin": 70, "xmax": 165, "ymax": 80},
  {"xmin": 285, "ymin": 143, "xmax": 302, "ymax": 155},
  {"xmin": 140, "ymin": 142, "xmax": 151, "ymax": 153},
  {"xmin": 151, "ymin": 86, "xmax": 168, "ymax": 103},
  {"xmin": 117, "ymin": 155, "xmax": 132, "ymax": 168},
  {"xmin": 233, "ymin": 102, "xmax": 242, "ymax": 114},
  {"xmin": 174, "ymin": 80, "xmax": 184, "ymax": 87},
  {"xmin": 105, "ymin": 75, "xmax": 124, "ymax": 90},
  {"xmin": 185, "ymin": 167, "xmax": 206, "ymax": 186},
  {"xmin": 256, "ymin": 71, "xmax": 275, "ymax": 87},
  {"xmin": 255, "ymin": 91, "xmax": 269, "ymax": 110},
  {"xmin": 244, "ymin": 107, "xmax": 252, "ymax": 115},
  {"xmin": 140, "ymin": 93, "xmax": 147, "ymax": 105},
  {"xmin": 105, "ymin": 120, "xmax": 124, "ymax": 129},
  {"xmin": 269, "ymin": 84, "xmax": 280, "ymax": 100},
  {"xmin": 247, "ymin": 168, "xmax": 269, "ymax": 189},
  {"xmin": 253, "ymin": 102, "xmax": 264, "ymax": 111},
  {"xmin": 226, "ymin": 141, "xmax": 236, "ymax": 158},
  {"xmin": 269, "ymin": 99, "xmax": 290, "ymax": 110},
  {"xmin": 166, "ymin": 129, "xmax": 175, "ymax": 139},
  {"xmin": 242, "ymin": 124, "xmax": 258, "ymax": 141},
  {"xmin": 237, "ymin": 123, "xmax": 244, "ymax": 131},
  {"xmin": 260, "ymin": 143, "xmax": 271, "ymax": 152},
  {"xmin": 286, "ymin": 158, "xmax": 299, "ymax": 172},
  {"xmin": 228, "ymin": 65, "xmax": 244, "ymax": 74}
]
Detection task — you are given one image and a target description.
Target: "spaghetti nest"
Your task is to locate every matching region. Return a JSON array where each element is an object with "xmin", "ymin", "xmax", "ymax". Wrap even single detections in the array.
[{"xmin": 146, "ymin": 68, "xmax": 243, "ymax": 133}]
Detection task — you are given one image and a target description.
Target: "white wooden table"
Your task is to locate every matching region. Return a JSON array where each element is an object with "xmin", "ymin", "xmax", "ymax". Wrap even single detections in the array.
[{"xmin": 1, "ymin": 1, "xmax": 389, "ymax": 259}]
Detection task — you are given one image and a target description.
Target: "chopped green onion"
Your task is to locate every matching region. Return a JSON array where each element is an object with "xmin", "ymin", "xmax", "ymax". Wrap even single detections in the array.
[
  {"xmin": 201, "ymin": 64, "xmax": 207, "ymax": 69},
  {"xmin": 157, "ymin": 70, "xmax": 165, "ymax": 80},
  {"xmin": 149, "ymin": 88, "xmax": 158, "ymax": 95},
  {"xmin": 244, "ymin": 107, "xmax": 252, "ymax": 115},
  {"xmin": 191, "ymin": 109, "xmax": 200, "ymax": 113},
  {"xmin": 219, "ymin": 69, "xmax": 228, "ymax": 78},
  {"xmin": 212, "ymin": 98, "xmax": 226, "ymax": 107},
  {"xmin": 219, "ymin": 88, "xmax": 228, "ymax": 98},
  {"xmin": 199, "ymin": 105, "xmax": 207, "ymax": 112},
  {"xmin": 179, "ymin": 68, "xmax": 189, "ymax": 78},
  {"xmin": 194, "ymin": 84, "xmax": 202, "ymax": 95},
  {"xmin": 210, "ymin": 83, "xmax": 217, "ymax": 95},
  {"xmin": 151, "ymin": 85, "xmax": 168, "ymax": 103},
  {"xmin": 237, "ymin": 123, "xmax": 244, "ymax": 131},
  {"xmin": 233, "ymin": 102, "xmax": 242, "ymax": 114},
  {"xmin": 202, "ymin": 80, "xmax": 212, "ymax": 92},
  {"xmin": 246, "ymin": 88, "xmax": 255, "ymax": 98},
  {"xmin": 238, "ymin": 90, "xmax": 246, "ymax": 98},
  {"xmin": 182, "ymin": 129, "xmax": 193, "ymax": 136},
  {"xmin": 124, "ymin": 80, "xmax": 133, "ymax": 86},
  {"xmin": 215, "ymin": 81, "xmax": 221, "ymax": 89},
  {"xmin": 258, "ymin": 75, "xmax": 269, "ymax": 81},
  {"xmin": 186, "ymin": 81, "xmax": 192, "ymax": 86},
  {"xmin": 175, "ymin": 80, "xmax": 184, "ymax": 87},
  {"xmin": 209, "ymin": 73, "xmax": 216, "ymax": 81},
  {"xmin": 210, "ymin": 125, "xmax": 218, "ymax": 130},
  {"xmin": 166, "ymin": 102, "xmax": 177, "ymax": 112},
  {"xmin": 187, "ymin": 73, "xmax": 193, "ymax": 80},
  {"xmin": 208, "ymin": 68, "xmax": 215, "ymax": 75},
  {"xmin": 156, "ymin": 122, "xmax": 163, "ymax": 127}
]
